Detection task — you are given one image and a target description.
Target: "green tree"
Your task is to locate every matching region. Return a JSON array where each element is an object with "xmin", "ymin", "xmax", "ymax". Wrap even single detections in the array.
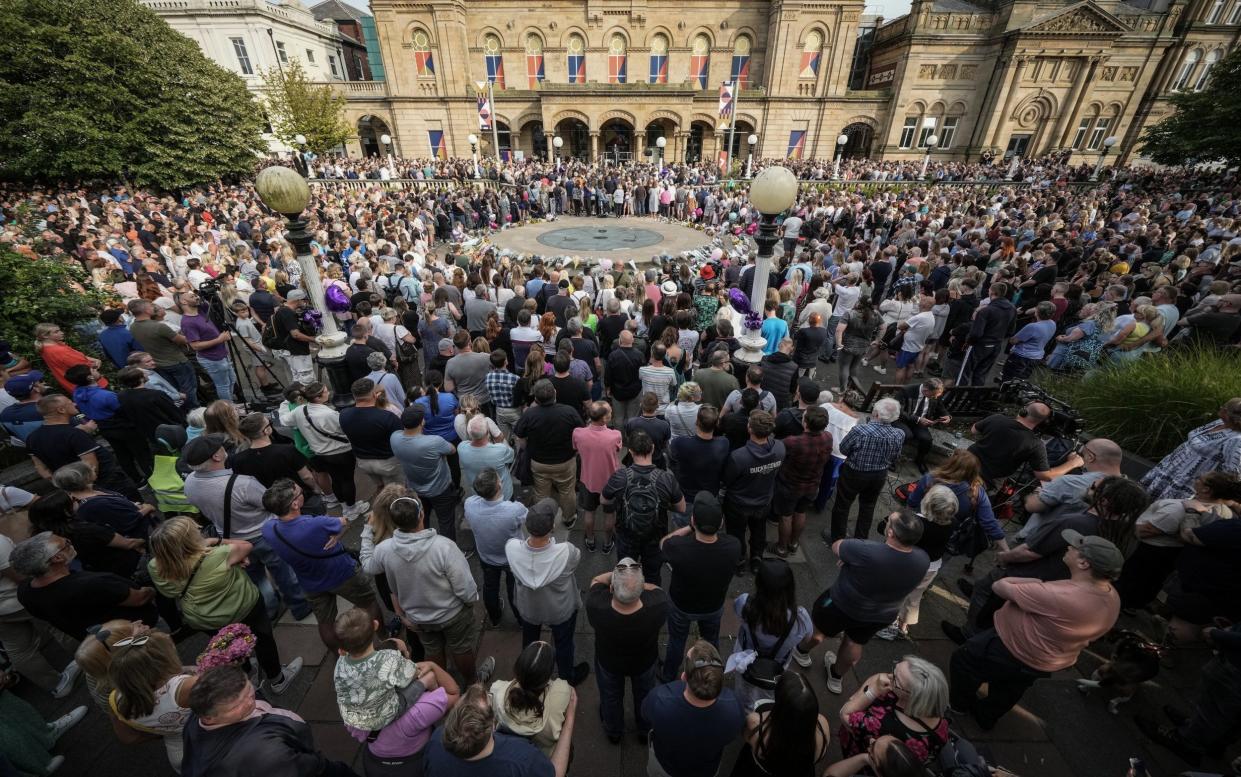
[
  {"xmin": 261, "ymin": 60, "xmax": 351, "ymax": 154},
  {"xmin": 1139, "ymin": 47, "xmax": 1241, "ymax": 167},
  {"xmin": 0, "ymin": 0, "xmax": 265, "ymax": 189}
]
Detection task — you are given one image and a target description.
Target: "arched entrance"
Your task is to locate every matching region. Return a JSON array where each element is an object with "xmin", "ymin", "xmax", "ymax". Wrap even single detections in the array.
[
  {"xmin": 554, "ymin": 118, "xmax": 589, "ymax": 161},
  {"xmin": 644, "ymin": 119, "xmax": 677, "ymax": 163},
  {"xmin": 601, "ymin": 119, "xmax": 634, "ymax": 163},
  {"xmin": 479, "ymin": 123, "xmax": 512, "ymax": 160},
  {"xmin": 841, "ymin": 122, "xmax": 874, "ymax": 159},
  {"xmin": 357, "ymin": 115, "xmax": 391, "ymax": 157},
  {"xmin": 687, "ymin": 121, "xmax": 712, "ymax": 163},
  {"xmin": 726, "ymin": 120, "xmax": 756, "ymax": 160},
  {"xmin": 523, "ymin": 121, "xmax": 548, "ymax": 160}
]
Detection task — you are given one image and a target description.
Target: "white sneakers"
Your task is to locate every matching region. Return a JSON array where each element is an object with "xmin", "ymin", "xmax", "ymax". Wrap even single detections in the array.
[
  {"xmin": 52, "ymin": 661, "xmax": 82, "ymax": 699},
  {"xmin": 791, "ymin": 646, "xmax": 813, "ymax": 668},
  {"xmin": 824, "ymin": 651, "xmax": 843, "ymax": 694},
  {"xmin": 343, "ymin": 500, "xmax": 371, "ymax": 522},
  {"xmin": 48, "ymin": 705, "xmax": 88, "ymax": 743},
  {"xmin": 266, "ymin": 657, "xmax": 304, "ymax": 694}
]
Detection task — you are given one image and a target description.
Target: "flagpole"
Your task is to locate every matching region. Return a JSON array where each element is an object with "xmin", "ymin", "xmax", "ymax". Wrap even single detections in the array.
[
  {"xmin": 725, "ymin": 81, "xmax": 738, "ymax": 179},
  {"xmin": 490, "ymin": 80, "xmax": 501, "ymax": 166}
]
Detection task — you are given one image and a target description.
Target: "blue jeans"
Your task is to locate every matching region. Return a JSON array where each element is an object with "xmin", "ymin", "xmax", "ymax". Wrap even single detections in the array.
[
  {"xmin": 198, "ymin": 356, "xmax": 236, "ymax": 404},
  {"xmin": 245, "ymin": 534, "xmax": 312, "ymax": 620},
  {"xmin": 814, "ymin": 456, "xmax": 846, "ymax": 511},
  {"xmin": 661, "ymin": 602, "xmax": 723, "ymax": 682},
  {"xmin": 522, "ymin": 610, "xmax": 578, "ymax": 681},
  {"xmin": 156, "ymin": 361, "xmax": 199, "ymax": 410},
  {"xmin": 824, "ymin": 315, "xmax": 841, "ymax": 357},
  {"xmin": 595, "ymin": 659, "xmax": 658, "ymax": 738}
]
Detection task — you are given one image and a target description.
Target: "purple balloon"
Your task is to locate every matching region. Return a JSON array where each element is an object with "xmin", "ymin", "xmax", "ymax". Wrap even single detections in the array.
[{"xmin": 729, "ymin": 287, "xmax": 752, "ymax": 315}]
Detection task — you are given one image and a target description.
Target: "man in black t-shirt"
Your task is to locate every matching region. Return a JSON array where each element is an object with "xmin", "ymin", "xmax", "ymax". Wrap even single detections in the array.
[
  {"xmin": 584, "ymin": 560, "xmax": 669, "ymax": 743},
  {"xmin": 514, "ymin": 380, "xmax": 584, "ymax": 528},
  {"xmin": 234, "ymin": 413, "xmax": 326, "ymax": 513},
  {"xmin": 13, "ymin": 531, "xmax": 157, "ymax": 640},
  {"xmin": 26, "ymin": 395, "xmax": 140, "ymax": 500},
  {"xmin": 345, "ymin": 324, "xmax": 383, "ymax": 383},
  {"xmin": 967, "ymin": 404, "xmax": 1053, "ymax": 483},
  {"xmin": 658, "ymin": 493, "xmax": 741, "ymax": 682},
  {"xmin": 339, "ymin": 379, "xmax": 405, "ymax": 488},
  {"xmin": 548, "ymin": 353, "xmax": 590, "ymax": 420},
  {"xmin": 601, "ymin": 431, "xmax": 685, "ymax": 587},
  {"xmin": 271, "ymin": 291, "xmax": 315, "ymax": 384}
]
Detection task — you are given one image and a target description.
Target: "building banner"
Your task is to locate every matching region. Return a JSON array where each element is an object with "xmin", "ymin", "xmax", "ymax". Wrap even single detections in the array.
[
  {"xmin": 477, "ymin": 91, "xmax": 492, "ymax": 131},
  {"xmin": 718, "ymin": 81, "xmax": 735, "ymax": 125},
  {"xmin": 428, "ymin": 130, "xmax": 447, "ymax": 159},
  {"xmin": 786, "ymin": 130, "xmax": 806, "ymax": 159}
]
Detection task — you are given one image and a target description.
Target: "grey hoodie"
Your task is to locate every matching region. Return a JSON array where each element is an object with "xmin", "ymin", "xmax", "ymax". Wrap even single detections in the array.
[
  {"xmin": 505, "ymin": 537, "xmax": 581, "ymax": 625},
  {"xmin": 361, "ymin": 526, "xmax": 478, "ymax": 626}
]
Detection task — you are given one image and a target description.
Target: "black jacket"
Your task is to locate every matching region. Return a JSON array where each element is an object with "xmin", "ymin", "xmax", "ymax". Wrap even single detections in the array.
[
  {"xmin": 759, "ymin": 352, "xmax": 798, "ymax": 410},
  {"xmin": 118, "ymin": 388, "xmax": 185, "ymax": 443},
  {"xmin": 896, "ymin": 384, "xmax": 948, "ymax": 427},
  {"xmin": 181, "ymin": 713, "xmax": 347, "ymax": 777},
  {"xmin": 968, "ymin": 298, "xmax": 1016, "ymax": 345}
]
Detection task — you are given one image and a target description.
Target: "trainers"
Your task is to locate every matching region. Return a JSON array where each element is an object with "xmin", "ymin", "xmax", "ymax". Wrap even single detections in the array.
[
  {"xmin": 823, "ymin": 651, "xmax": 843, "ymax": 694},
  {"xmin": 344, "ymin": 500, "xmax": 371, "ymax": 522},
  {"xmin": 874, "ymin": 624, "xmax": 903, "ymax": 642},
  {"xmin": 584, "ymin": 537, "xmax": 597, "ymax": 553},
  {"xmin": 476, "ymin": 656, "xmax": 496, "ymax": 685},
  {"xmin": 267, "ymin": 657, "xmax": 304, "ymax": 694},
  {"xmin": 324, "ymin": 493, "xmax": 341, "ymax": 509},
  {"xmin": 568, "ymin": 662, "xmax": 591, "ymax": 687},
  {"xmin": 52, "ymin": 660, "xmax": 82, "ymax": 699},
  {"xmin": 45, "ymin": 756, "xmax": 65, "ymax": 775},
  {"xmin": 601, "ymin": 536, "xmax": 615, "ymax": 554},
  {"xmin": 48, "ymin": 705, "xmax": 87, "ymax": 743},
  {"xmin": 872, "ymin": 366, "xmax": 887, "ymax": 375},
  {"xmin": 791, "ymin": 646, "xmax": 812, "ymax": 668}
]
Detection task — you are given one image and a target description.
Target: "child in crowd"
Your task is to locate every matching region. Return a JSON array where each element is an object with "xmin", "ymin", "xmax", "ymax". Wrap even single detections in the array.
[{"xmin": 332, "ymin": 607, "xmax": 427, "ymax": 739}]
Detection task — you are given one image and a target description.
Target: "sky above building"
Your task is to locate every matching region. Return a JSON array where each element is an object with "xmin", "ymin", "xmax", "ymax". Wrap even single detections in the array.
[{"xmin": 335, "ymin": 0, "xmax": 916, "ymax": 23}]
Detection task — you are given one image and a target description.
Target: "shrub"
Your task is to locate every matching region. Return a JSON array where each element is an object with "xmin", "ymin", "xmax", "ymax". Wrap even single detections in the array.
[{"xmin": 1046, "ymin": 346, "xmax": 1241, "ymax": 460}]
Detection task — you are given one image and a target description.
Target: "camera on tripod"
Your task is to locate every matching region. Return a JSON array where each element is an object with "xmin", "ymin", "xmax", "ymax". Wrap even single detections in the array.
[{"xmin": 1000, "ymin": 379, "xmax": 1083, "ymax": 440}]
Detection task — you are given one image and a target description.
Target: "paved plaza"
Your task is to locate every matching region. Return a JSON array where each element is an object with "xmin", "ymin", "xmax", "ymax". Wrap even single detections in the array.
[{"xmin": 489, "ymin": 216, "xmax": 716, "ymax": 264}]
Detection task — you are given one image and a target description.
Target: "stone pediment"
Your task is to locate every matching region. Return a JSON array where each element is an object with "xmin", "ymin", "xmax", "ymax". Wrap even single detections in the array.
[{"xmin": 1023, "ymin": 2, "xmax": 1128, "ymax": 34}]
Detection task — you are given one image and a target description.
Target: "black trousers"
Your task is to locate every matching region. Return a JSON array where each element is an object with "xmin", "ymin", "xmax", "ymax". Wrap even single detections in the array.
[
  {"xmin": 312, "ymin": 449, "xmax": 358, "ymax": 506},
  {"xmin": 829, "ymin": 466, "xmax": 888, "ymax": 541},
  {"xmin": 964, "ymin": 343, "xmax": 1001, "ymax": 386},
  {"xmin": 724, "ymin": 501, "xmax": 768, "ymax": 563},
  {"xmin": 949, "ymin": 629, "xmax": 1048, "ymax": 730},
  {"xmin": 893, "ymin": 421, "xmax": 933, "ymax": 467}
]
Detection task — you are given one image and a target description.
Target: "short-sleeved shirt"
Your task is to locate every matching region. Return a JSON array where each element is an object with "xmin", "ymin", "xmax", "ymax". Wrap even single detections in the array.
[
  {"xmin": 391, "ymin": 432, "xmax": 454, "ymax": 497},
  {"xmin": 643, "ymin": 681, "xmax": 745, "ymax": 777},
  {"xmin": 994, "ymin": 577, "xmax": 1120, "ymax": 672},
  {"xmin": 424, "ymin": 730, "xmax": 554, "ymax": 777},
  {"xmin": 967, "ymin": 414, "xmax": 1049, "ymax": 482},
  {"xmin": 271, "ymin": 306, "xmax": 310, "ymax": 356},
  {"xmin": 602, "ymin": 465, "xmax": 683, "ymax": 539},
  {"xmin": 27, "ymin": 423, "xmax": 120, "ymax": 479},
  {"xmin": 1028, "ymin": 471, "xmax": 1104, "ymax": 525},
  {"xmin": 831, "ymin": 539, "xmax": 931, "ymax": 623},
  {"xmin": 261, "ymin": 515, "xmax": 353, "ymax": 594},
  {"xmin": 348, "ymin": 687, "xmax": 449, "ymax": 759},
  {"xmin": 638, "ymin": 365, "xmax": 678, "ymax": 411},
  {"xmin": 444, "ymin": 352, "xmax": 492, "ymax": 402},
  {"xmin": 130, "ymin": 319, "xmax": 187, "ymax": 366},
  {"xmin": 179, "ymin": 313, "xmax": 226, "ymax": 360},
  {"xmin": 585, "ymin": 583, "xmax": 669, "ymax": 675},
  {"xmin": 1007, "ymin": 512, "xmax": 1098, "ymax": 582},
  {"xmin": 463, "ymin": 496, "xmax": 526, "ymax": 567},
  {"xmin": 458, "ymin": 442, "xmax": 516, "ymax": 501},
  {"xmin": 663, "ymin": 534, "xmax": 742, "ymax": 613},
  {"xmin": 150, "ymin": 545, "xmax": 259, "ymax": 629},
  {"xmin": 73, "ymin": 491, "xmax": 147, "ymax": 539},
  {"xmin": 231, "ymin": 444, "xmax": 310, "ymax": 488},
  {"xmin": 669, "ymin": 435, "xmax": 730, "ymax": 496},
  {"xmin": 514, "ymin": 403, "xmax": 582, "ymax": 464},
  {"xmin": 339, "ymin": 406, "xmax": 403, "ymax": 459},
  {"xmin": 572, "ymin": 424, "xmax": 622, "ymax": 494},
  {"xmin": 19, "ymin": 570, "xmax": 156, "ymax": 640}
]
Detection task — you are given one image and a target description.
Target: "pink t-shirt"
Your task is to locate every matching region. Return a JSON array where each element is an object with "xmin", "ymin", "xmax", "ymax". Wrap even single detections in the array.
[
  {"xmin": 645, "ymin": 284, "xmax": 663, "ymax": 309},
  {"xmin": 348, "ymin": 686, "xmax": 449, "ymax": 759},
  {"xmin": 993, "ymin": 577, "xmax": 1120, "ymax": 673},
  {"xmin": 573, "ymin": 424, "xmax": 622, "ymax": 494}
]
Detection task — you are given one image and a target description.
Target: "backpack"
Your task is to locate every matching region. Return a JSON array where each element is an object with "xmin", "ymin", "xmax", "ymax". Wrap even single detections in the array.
[
  {"xmin": 261, "ymin": 317, "xmax": 284, "ymax": 350},
  {"xmin": 620, "ymin": 467, "xmax": 662, "ymax": 538}
]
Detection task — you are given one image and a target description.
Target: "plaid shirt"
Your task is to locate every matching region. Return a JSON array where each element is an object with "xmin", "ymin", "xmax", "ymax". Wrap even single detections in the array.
[
  {"xmin": 839, "ymin": 420, "xmax": 904, "ymax": 472},
  {"xmin": 484, "ymin": 370, "xmax": 520, "ymax": 409},
  {"xmin": 779, "ymin": 431, "xmax": 833, "ymax": 492}
]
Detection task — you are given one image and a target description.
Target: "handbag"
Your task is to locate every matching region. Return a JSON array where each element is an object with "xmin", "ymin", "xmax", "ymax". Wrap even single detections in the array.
[{"xmin": 742, "ymin": 610, "xmax": 798, "ymax": 691}]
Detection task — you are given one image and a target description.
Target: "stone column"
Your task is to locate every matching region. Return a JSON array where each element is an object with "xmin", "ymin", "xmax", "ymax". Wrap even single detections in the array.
[
  {"xmin": 590, "ymin": 131, "xmax": 600, "ymax": 162},
  {"xmin": 544, "ymin": 130, "xmax": 555, "ymax": 162},
  {"xmin": 635, "ymin": 132, "xmax": 645, "ymax": 163},
  {"xmin": 1056, "ymin": 57, "xmax": 1102, "ymax": 150},
  {"xmin": 988, "ymin": 56, "xmax": 1029, "ymax": 148}
]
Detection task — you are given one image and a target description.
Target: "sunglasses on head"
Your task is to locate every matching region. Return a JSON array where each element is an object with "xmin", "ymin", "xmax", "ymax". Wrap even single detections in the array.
[
  {"xmin": 113, "ymin": 635, "xmax": 151, "ymax": 649},
  {"xmin": 615, "ymin": 562, "xmax": 642, "ymax": 571}
]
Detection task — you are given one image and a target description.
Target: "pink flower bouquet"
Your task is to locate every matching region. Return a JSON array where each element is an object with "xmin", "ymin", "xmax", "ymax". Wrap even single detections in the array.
[{"xmin": 196, "ymin": 624, "xmax": 257, "ymax": 670}]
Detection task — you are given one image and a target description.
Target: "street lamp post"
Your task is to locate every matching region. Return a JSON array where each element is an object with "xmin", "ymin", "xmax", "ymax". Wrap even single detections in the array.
[
  {"xmin": 833, "ymin": 133, "xmax": 849, "ymax": 180},
  {"xmin": 379, "ymin": 133, "xmax": 395, "ymax": 179},
  {"xmin": 735, "ymin": 166, "xmax": 799, "ymax": 365},
  {"xmin": 746, "ymin": 134, "xmax": 758, "ymax": 179},
  {"xmin": 1092, "ymin": 136, "xmax": 1119, "ymax": 181},
  {"xmin": 655, "ymin": 135, "xmax": 667, "ymax": 168},
  {"xmin": 253, "ymin": 166, "xmax": 351, "ymax": 402},
  {"xmin": 292, "ymin": 133, "xmax": 308, "ymax": 178},
  {"xmin": 468, "ymin": 133, "xmax": 480, "ymax": 179},
  {"xmin": 552, "ymin": 135, "xmax": 563, "ymax": 171},
  {"xmin": 476, "ymin": 80, "xmax": 501, "ymax": 165},
  {"xmin": 919, "ymin": 134, "xmax": 939, "ymax": 180}
]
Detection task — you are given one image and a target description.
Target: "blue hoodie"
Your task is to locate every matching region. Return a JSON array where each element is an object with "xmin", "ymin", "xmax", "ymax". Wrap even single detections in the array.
[{"xmin": 72, "ymin": 384, "xmax": 121, "ymax": 422}]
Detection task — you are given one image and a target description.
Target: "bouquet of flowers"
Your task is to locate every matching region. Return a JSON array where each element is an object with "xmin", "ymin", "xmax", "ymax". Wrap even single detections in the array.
[
  {"xmin": 196, "ymin": 624, "xmax": 256, "ymax": 670},
  {"xmin": 299, "ymin": 308, "xmax": 324, "ymax": 336}
]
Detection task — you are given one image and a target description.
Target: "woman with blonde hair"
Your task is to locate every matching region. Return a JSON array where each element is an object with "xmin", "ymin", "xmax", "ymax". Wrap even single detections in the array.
[
  {"xmin": 905, "ymin": 449, "xmax": 1008, "ymax": 561},
  {"xmin": 453, "ymin": 394, "xmax": 503, "ymax": 443},
  {"xmin": 75, "ymin": 619, "xmax": 144, "ymax": 712},
  {"xmin": 33, "ymin": 322, "xmax": 104, "ymax": 393},
  {"xmin": 107, "ymin": 630, "xmax": 196, "ymax": 771},
  {"xmin": 203, "ymin": 399, "xmax": 248, "ymax": 451},
  {"xmin": 838, "ymin": 653, "xmax": 950, "ymax": 768},
  {"xmin": 876, "ymin": 487, "xmax": 959, "ymax": 641},
  {"xmin": 146, "ymin": 517, "xmax": 302, "ymax": 693},
  {"xmin": 664, "ymin": 381, "xmax": 702, "ymax": 439}
]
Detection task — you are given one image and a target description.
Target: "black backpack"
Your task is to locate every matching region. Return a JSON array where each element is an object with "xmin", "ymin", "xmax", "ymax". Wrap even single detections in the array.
[
  {"xmin": 620, "ymin": 467, "xmax": 661, "ymax": 538},
  {"xmin": 933, "ymin": 732, "xmax": 992, "ymax": 777}
]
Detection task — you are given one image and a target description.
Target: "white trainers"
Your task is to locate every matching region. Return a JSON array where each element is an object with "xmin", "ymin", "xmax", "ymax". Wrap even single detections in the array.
[
  {"xmin": 872, "ymin": 366, "xmax": 887, "ymax": 375},
  {"xmin": 52, "ymin": 660, "xmax": 82, "ymax": 699},
  {"xmin": 266, "ymin": 657, "xmax": 304, "ymax": 694},
  {"xmin": 324, "ymin": 493, "xmax": 340, "ymax": 509},
  {"xmin": 791, "ymin": 646, "xmax": 813, "ymax": 668},
  {"xmin": 45, "ymin": 756, "xmax": 65, "ymax": 774},
  {"xmin": 49, "ymin": 705, "xmax": 88, "ymax": 743},
  {"xmin": 874, "ymin": 623, "xmax": 905, "ymax": 642},
  {"xmin": 344, "ymin": 500, "xmax": 371, "ymax": 522},
  {"xmin": 824, "ymin": 651, "xmax": 843, "ymax": 694}
]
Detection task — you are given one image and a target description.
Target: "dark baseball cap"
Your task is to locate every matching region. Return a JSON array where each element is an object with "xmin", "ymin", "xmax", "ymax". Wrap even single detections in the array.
[
  {"xmin": 692, "ymin": 492, "xmax": 723, "ymax": 534},
  {"xmin": 182, "ymin": 434, "xmax": 228, "ymax": 467},
  {"xmin": 5, "ymin": 370, "xmax": 44, "ymax": 399}
]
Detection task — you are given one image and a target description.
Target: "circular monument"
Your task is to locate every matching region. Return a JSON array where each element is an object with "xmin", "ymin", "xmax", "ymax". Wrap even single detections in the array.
[{"xmin": 536, "ymin": 225, "xmax": 664, "ymax": 251}]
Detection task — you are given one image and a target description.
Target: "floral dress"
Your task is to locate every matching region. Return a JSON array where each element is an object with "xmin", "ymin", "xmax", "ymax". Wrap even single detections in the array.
[
  {"xmin": 1141, "ymin": 421, "xmax": 1241, "ymax": 501},
  {"xmin": 838, "ymin": 692, "xmax": 949, "ymax": 767}
]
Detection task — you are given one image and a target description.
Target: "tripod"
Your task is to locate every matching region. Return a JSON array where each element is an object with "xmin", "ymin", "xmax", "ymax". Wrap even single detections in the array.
[{"xmin": 198, "ymin": 283, "xmax": 285, "ymax": 411}]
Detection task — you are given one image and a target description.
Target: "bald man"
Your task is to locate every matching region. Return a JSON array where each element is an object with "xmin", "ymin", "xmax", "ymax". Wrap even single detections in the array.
[
  {"xmin": 605, "ymin": 329, "xmax": 645, "ymax": 431},
  {"xmin": 1018, "ymin": 437, "xmax": 1123, "ymax": 540},
  {"xmin": 967, "ymin": 402, "xmax": 1055, "ymax": 484}
]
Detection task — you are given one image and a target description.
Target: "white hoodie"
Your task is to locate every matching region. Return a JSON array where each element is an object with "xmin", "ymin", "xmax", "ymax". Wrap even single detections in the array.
[{"xmin": 505, "ymin": 537, "xmax": 581, "ymax": 626}]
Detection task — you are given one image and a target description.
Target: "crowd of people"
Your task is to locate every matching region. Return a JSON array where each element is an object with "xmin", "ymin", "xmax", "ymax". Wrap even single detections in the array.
[{"xmin": 0, "ymin": 151, "xmax": 1239, "ymax": 777}]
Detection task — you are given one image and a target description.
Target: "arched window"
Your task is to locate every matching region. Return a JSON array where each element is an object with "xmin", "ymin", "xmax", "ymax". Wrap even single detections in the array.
[
  {"xmin": 730, "ymin": 35, "xmax": 751, "ymax": 88},
  {"xmin": 649, "ymin": 33, "xmax": 669, "ymax": 84},
  {"xmin": 608, "ymin": 34, "xmax": 627, "ymax": 83},
  {"xmin": 1172, "ymin": 48, "xmax": 1201, "ymax": 91},
  {"xmin": 484, "ymin": 33, "xmax": 505, "ymax": 88},
  {"xmin": 799, "ymin": 30, "xmax": 822, "ymax": 79},
  {"xmin": 525, "ymin": 34, "xmax": 544, "ymax": 88},
  {"xmin": 567, "ymin": 34, "xmax": 586, "ymax": 84},
  {"xmin": 690, "ymin": 34, "xmax": 711, "ymax": 89},
  {"xmin": 412, "ymin": 29, "xmax": 434, "ymax": 76},
  {"xmin": 1195, "ymin": 49, "xmax": 1221, "ymax": 90}
]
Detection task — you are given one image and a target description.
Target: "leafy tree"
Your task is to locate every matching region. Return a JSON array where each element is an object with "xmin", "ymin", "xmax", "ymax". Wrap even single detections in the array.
[
  {"xmin": 261, "ymin": 60, "xmax": 352, "ymax": 154},
  {"xmin": 0, "ymin": 0, "xmax": 265, "ymax": 189},
  {"xmin": 1140, "ymin": 47, "xmax": 1241, "ymax": 167}
]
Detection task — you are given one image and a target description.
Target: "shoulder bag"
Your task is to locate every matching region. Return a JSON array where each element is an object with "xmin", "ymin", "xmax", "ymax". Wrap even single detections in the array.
[
  {"xmin": 742, "ymin": 611, "xmax": 798, "ymax": 691},
  {"xmin": 302, "ymin": 405, "xmax": 351, "ymax": 444}
]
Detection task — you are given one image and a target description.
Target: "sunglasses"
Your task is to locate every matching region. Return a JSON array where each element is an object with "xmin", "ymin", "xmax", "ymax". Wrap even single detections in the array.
[
  {"xmin": 690, "ymin": 657, "xmax": 724, "ymax": 670},
  {"xmin": 615, "ymin": 562, "xmax": 642, "ymax": 571},
  {"xmin": 113, "ymin": 635, "xmax": 151, "ymax": 649}
]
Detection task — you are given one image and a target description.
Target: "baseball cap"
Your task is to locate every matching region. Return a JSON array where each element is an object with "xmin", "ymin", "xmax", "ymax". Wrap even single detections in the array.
[
  {"xmin": 1061, "ymin": 530, "xmax": 1124, "ymax": 579},
  {"xmin": 5, "ymin": 371, "xmax": 44, "ymax": 399},
  {"xmin": 692, "ymin": 491, "xmax": 723, "ymax": 534},
  {"xmin": 182, "ymin": 434, "xmax": 227, "ymax": 467},
  {"xmin": 286, "ymin": 289, "xmax": 307, "ymax": 301},
  {"xmin": 526, "ymin": 498, "xmax": 558, "ymax": 536}
]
